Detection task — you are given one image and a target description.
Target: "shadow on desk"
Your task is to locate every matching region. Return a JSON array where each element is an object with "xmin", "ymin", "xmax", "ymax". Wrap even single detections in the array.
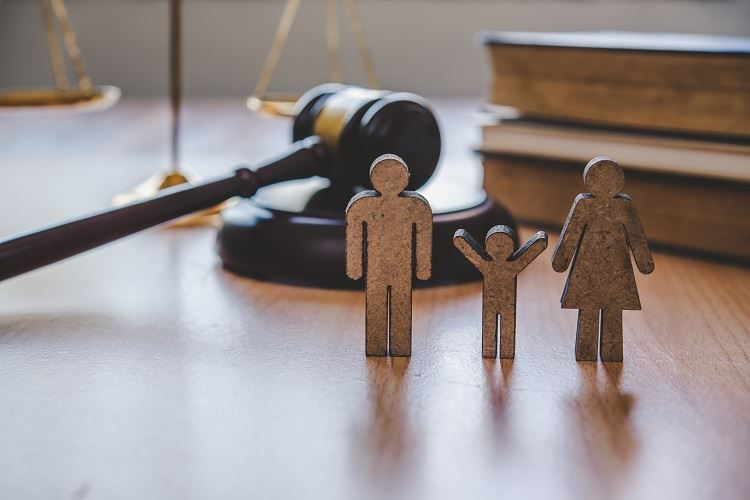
[
  {"xmin": 353, "ymin": 357, "xmax": 414, "ymax": 484},
  {"xmin": 483, "ymin": 358, "xmax": 514, "ymax": 440},
  {"xmin": 565, "ymin": 362, "xmax": 637, "ymax": 498}
]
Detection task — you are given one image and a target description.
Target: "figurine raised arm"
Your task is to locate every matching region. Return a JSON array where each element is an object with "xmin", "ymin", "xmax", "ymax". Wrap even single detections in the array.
[
  {"xmin": 552, "ymin": 157, "xmax": 654, "ymax": 362},
  {"xmin": 346, "ymin": 155, "xmax": 432, "ymax": 357},
  {"xmin": 454, "ymin": 225, "xmax": 548, "ymax": 358}
]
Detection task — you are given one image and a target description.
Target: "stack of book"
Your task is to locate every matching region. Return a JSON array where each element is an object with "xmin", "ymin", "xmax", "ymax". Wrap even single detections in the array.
[{"xmin": 477, "ymin": 31, "xmax": 750, "ymax": 261}]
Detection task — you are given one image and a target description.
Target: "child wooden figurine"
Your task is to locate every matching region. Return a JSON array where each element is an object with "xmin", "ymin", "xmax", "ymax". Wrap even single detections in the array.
[
  {"xmin": 453, "ymin": 225, "xmax": 548, "ymax": 358},
  {"xmin": 552, "ymin": 157, "xmax": 654, "ymax": 362},
  {"xmin": 346, "ymin": 155, "xmax": 432, "ymax": 357}
]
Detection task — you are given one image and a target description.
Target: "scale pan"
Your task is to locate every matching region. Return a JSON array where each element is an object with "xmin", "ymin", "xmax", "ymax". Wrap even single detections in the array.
[
  {"xmin": 0, "ymin": 85, "xmax": 120, "ymax": 113},
  {"xmin": 246, "ymin": 94, "xmax": 298, "ymax": 117}
]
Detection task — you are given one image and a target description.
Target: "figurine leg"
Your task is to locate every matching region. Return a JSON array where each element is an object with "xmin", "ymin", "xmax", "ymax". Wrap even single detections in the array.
[
  {"xmin": 575, "ymin": 308, "xmax": 599, "ymax": 361},
  {"xmin": 600, "ymin": 309, "xmax": 623, "ymax": 362},
  {"xmin": 388, "ymin": 284, "xmax": 412, "ymax": 357},
  {"xmin": 498, "ymin": 304, "xmax": 516, "ymax": 360},
  {"xmin": 365, "ymin": 284, "xmax": 388, "ymax": 356},
  {"xmin": 482, "ymin": 303, "xmax": 498, "ymax": 358}
]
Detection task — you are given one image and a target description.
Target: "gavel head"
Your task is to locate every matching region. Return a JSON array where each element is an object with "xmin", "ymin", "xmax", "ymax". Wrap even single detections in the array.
[{"xmin": 291, "ymin": 84, "xmax": 441, "ymax": 190}]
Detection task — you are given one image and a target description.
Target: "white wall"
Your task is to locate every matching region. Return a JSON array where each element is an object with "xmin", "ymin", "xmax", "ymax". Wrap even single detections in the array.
[{"xmin": 1, "ymin": 0, "xmax": 749, "ymax": 97}]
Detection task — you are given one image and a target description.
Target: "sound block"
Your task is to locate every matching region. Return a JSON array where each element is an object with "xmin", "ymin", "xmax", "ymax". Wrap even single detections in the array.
[{"xmin": 217, "ymin": 175, "xmax": 516, "ymax": 288}]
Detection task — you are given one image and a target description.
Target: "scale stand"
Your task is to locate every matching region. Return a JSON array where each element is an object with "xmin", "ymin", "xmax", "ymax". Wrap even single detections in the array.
[{"xmin": 0, "ymin": 0, "xmax": 119, "ymax": 112}]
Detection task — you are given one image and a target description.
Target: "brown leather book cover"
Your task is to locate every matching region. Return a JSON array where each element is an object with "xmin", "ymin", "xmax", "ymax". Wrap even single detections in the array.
[{"xmin": 479, "ymin": 31, "xmax": 750, "ymax": 137}]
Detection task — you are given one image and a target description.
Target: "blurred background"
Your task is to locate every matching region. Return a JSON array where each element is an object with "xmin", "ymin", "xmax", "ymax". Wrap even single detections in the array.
[{"xmin": 2, "ymin": 0, "xmax": 750, "ymax": 97}]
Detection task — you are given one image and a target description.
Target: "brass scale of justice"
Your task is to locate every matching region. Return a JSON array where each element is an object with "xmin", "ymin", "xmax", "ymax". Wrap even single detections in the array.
[{"xmin": 0, "ymin": 0, "xmax": 516, "ymax": 288}]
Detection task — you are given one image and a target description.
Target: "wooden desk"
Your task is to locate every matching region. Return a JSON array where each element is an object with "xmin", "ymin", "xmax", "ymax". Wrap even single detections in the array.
[{"xmin": 1, "ymin": 100, "xmax": 748, "ymax": 500}]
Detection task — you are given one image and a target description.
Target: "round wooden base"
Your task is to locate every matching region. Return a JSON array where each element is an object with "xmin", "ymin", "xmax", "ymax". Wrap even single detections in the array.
[{"xmin": 217, "ymin": 177, "xmax": 516, "ymax": 288}]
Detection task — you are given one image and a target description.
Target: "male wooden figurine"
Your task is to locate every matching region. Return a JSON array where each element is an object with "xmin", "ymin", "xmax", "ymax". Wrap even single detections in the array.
[
  {"xmin": 552, "ymin": 157, "xmax": 654, "ymax": 362},
  {"xmin": 453, "ymin": 226, "xmax": 548, "ymax": 358},
  {"xmin": 346, "ymin": 155, "xmax": 432, "ymax": 356}
]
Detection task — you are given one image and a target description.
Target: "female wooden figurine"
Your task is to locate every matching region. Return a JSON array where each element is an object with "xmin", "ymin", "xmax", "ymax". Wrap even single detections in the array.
[{"xmin": 552, "ymin": 157, "xmax": 654, "ymax": 362}]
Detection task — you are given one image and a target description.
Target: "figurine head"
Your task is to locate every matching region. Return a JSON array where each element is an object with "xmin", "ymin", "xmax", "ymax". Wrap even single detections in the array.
[
  {"xmin": 485, "ymin": 225, "xmax": 515, "ymax": 260},
  {"xmin": 370, "ymin": 155, "xmax": 409, "ymax": 196},
  {"xmin": 584, "ymin": 157, "xmax": 624, "ymax": 198}
]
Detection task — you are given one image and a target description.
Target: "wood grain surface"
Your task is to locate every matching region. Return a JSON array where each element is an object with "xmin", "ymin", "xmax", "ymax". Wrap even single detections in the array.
[{"xmin": 0, "ymin": 99, "xmax": 749, "ymax": 500}]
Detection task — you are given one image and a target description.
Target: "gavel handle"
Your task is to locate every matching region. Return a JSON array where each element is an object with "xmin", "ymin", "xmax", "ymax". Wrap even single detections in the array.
[{"xmin": 0, "ymin": 137, "xmax": 330, "ymax": 282}]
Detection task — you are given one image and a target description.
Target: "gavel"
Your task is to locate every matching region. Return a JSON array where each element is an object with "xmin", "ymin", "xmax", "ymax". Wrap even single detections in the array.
[{"xmin": 0, "ymin": 85, "xmax": 441, "ymax": 282}]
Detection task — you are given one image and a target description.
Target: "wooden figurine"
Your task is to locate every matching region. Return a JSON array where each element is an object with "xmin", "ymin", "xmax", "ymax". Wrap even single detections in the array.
[
  {"xmin": 346, "ymin": 155, "xmax": 433, "ymax": 356},
  {"xmin": 453, "ymin": 226, "xmax": 548, "ymax": 358},
  {"xmin": 552, "ymin": 157, "xmax": 654, "ymax": 362}
]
